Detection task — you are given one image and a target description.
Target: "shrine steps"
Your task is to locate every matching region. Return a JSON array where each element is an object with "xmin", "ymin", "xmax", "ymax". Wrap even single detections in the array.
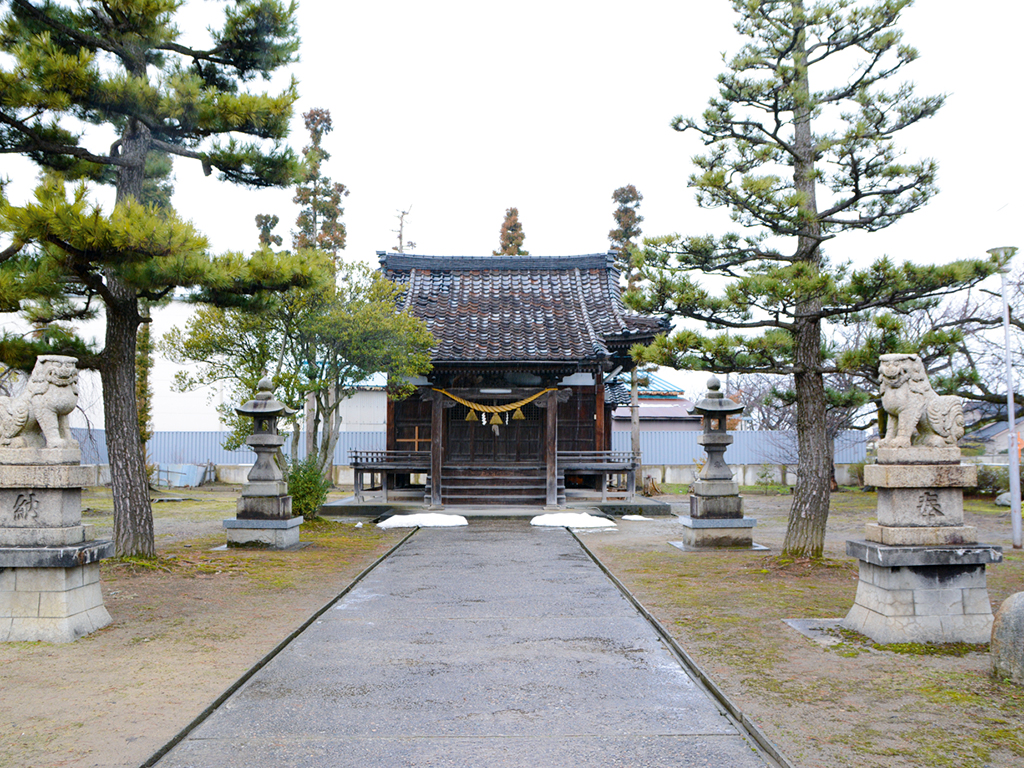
[{"xmin": 429, "ymin": 464, "xmax": 565, "ymax": 506}]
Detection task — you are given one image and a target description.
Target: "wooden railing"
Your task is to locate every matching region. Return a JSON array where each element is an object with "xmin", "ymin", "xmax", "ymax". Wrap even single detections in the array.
[
  {"xmin": 349, "ymin": 450, "xmax": 430, "ymax": 469},
  {"xmin": 558, "ymin": 451, "xmax": 637, "ymax": 501},
  {"xmin": 557, "ymin": 451, "xmax": 637, "ymax": 470},
  {"xmin": 349, "ymin": 450, "xmax": 429, "ymax": 502}
]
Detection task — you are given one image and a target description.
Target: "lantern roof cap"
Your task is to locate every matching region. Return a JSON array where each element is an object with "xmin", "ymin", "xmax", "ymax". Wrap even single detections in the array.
[
  {"xmin": 235, "ymin": 377, "xmax": 295, "ymax": 418},
  {"xmin": 693, "ymin": 375, "xmax": 744, "ymax": 417}
]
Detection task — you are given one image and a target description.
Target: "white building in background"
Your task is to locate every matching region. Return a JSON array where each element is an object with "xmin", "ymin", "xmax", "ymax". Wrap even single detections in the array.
[{"xmin": 65, "ymin": 298, "xmax": 386, "ymax": 435}]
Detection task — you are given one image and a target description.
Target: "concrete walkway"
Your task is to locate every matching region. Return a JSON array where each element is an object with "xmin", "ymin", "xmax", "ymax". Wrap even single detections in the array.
[{"xmin": 154, "ymin": 521, "xmax": 777, "ymax": 767}]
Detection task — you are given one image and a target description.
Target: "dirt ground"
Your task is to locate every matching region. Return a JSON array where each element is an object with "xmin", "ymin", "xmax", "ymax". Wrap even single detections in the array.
[
  {"xmin": 0, "ymin": 488, "xmax": 407, "ymax": 768},
  {"xmin": 1, "ymin": 485, "xmax": 1023, "ymax": 768}
]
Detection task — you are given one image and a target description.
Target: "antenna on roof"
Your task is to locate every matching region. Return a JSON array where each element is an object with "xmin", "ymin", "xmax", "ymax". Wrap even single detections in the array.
[{"xmin": 393, "ymin": 206, "xmax": 416, "ymax": 253}]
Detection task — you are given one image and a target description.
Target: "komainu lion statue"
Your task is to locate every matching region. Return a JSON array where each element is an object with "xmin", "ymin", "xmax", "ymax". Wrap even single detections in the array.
[
  {"xmin": 0, "ymin": 355, "xmax": 80, "ymax": 450},
  {"xmin": 878, "ymin": 353, "xmax": 964, "ymax": 449}
]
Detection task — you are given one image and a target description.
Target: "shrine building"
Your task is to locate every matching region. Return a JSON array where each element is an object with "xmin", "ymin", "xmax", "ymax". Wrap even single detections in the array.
[{"xmin": 351, "ymin": 251, "xmax": 668, "ymax": 506}]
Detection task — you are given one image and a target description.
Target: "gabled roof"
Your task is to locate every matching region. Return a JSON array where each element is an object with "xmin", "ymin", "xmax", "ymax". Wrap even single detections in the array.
[{"xmin": 380, "ymin": 252, "xmax": 667, "ymax": 368}]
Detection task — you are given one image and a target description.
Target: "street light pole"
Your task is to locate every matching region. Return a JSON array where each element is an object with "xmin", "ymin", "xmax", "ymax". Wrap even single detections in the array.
[{"xmin": 989, "ymin": 247, "xmax": 1021, "ymax": 549}]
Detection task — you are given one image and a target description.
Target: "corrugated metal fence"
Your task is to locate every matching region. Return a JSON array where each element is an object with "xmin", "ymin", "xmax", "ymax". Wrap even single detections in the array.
[
  {"xmin": 612, "ymin": 430, "xmax": 867, "ymax": 465},
  {"xmin": 73, "ymin": 428, "xmax": 865, "ymax": 466}
]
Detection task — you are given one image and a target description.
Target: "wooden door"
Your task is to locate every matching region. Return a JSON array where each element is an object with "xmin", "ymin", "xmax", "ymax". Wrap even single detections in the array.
[{"xmin": 446, "ymin": 401, "xmax": 543, "ymax": 464}]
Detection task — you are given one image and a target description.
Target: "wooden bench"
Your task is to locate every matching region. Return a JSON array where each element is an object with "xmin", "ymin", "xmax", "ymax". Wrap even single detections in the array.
[
  {"xmin": 558, "ymin": 451, "xmax": 638, "ymax": 501},
  {"xmin": 349, "ymin": 450, "xmax": 430, "ymax": 502}
]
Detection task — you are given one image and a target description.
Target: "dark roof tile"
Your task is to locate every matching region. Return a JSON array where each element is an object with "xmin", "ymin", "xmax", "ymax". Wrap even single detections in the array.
[{"xmin": 382, "ymin": 252, "xmax": 667, "ymax": 365}]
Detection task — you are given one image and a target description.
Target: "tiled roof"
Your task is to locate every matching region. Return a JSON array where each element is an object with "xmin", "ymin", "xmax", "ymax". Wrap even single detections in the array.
[{"xmin": 380, "ymin": 252, "xmax": 667, "ymax": 366}]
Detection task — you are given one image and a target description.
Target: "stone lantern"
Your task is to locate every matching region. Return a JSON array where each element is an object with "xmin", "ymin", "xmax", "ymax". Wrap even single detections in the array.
[
  {"xmin": 223, "ymin": 377, "xmax": 302, "ymax": 548},
  {"xmin": 678, "ymin": 376, "xmax": 757, "ymax": 548}
]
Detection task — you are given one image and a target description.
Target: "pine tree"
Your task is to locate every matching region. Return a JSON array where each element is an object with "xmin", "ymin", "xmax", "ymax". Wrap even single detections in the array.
[
  {"xmin": 629, "ymin": 0, "xmax": 1004, "ymax": 558},
  {"xmin": 493, "ymin": 207, "xmax": 528, "ymax": 256},
  {"xmin": 292, "ymin": 108, "xmax": 348, "ymax": 259},
  {"xmin": 0, "ymin": 0, "xmax": 313, "ymax": 557},
  {"xmin": 609, "ymin": 185, "xmax": 643, "ymax": 288},
  {"xmin": 256, "ymin": 214, "xmax": 284, "ymax": 247}
]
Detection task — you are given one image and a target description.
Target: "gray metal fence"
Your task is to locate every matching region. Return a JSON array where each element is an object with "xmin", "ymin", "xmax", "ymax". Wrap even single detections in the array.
[
  {"xmin": 74, "ymin": 428, "xmax": 865, "ymax": 466},
  {"xmin": 611, "ymin": 429, "xmax": 867, "ymax": 466}
]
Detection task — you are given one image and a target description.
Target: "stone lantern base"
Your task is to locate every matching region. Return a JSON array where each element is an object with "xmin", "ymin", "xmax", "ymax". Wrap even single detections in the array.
[
  {"xmin": 677, "ymin": 515, "xmax": 757, "ymax": 548},
  {"xmin": 223, "ymin": 517, "xmax": 302, "ymax": 549}
]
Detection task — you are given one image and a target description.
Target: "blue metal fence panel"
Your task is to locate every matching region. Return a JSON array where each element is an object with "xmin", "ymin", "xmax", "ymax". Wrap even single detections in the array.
[
  {"xmin": 612, "ymin": 430, "xmax": 866, "ymax": 465},
  {"xmin": 73, "ymin": 429, "xmax": 389, "ymax": 466},
  {"xmin": 76, "ymin": 428, "xmax": 863, "ymax": 466}
]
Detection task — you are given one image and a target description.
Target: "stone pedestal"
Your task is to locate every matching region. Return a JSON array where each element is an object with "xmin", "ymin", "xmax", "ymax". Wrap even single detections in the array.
[
  {"xmin": 678, "ymin": 514, "xmax": 758, "ymax": 548},
  {"xmin": 224, "ymin": 517, "xmax": 303, "ymax": 548},
  {"xmin": 225, "ymin": 470, "xmax": 300, "ymax": 548},
  {"xmin": 844, "ymin": 448, "xmax": 1001, "ymax": 644},
  {"xmin": 844, "ymin": 540, "xmax": 1000, "ymax": 644},
  {"xmin": 1, "ymin": 451, "xmax": 114, "ymax": 643}
]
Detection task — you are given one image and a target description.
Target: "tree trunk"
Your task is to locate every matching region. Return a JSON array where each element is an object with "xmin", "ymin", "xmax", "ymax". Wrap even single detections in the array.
[
  {"xmin": 781, "ymin": 1, "xmax": 831, "ymax": 558},
  {"xmin": 102, "ymin": 282, "xmax": 153, "ymax": 557},
  {"xmin": 783, "ymin": 319, "xmax": 831, "ymax": 558},
  {"xmin": 100, "ymin": 115, "xmax": 156, "ymax": 557}
]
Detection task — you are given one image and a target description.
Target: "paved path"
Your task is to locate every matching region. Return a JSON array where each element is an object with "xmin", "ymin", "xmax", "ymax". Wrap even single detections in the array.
[{"xmin": 155, "ymin": 522, "xmax": 776, "ymax": 767}]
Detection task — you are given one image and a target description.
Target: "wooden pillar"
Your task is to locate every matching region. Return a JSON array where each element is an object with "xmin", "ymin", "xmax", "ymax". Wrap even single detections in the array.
[
  {"xmin": 545, "ymin": 388, "xmax": 558, "ymax": 506},
  {"xmin": 631, "ymin": 367, "xmax": 641, "ymax": 489},
  {"xmin": 430, "ymin": 394, "xmax": 444, "ymax": 508},
  {"xmin": 595, "ymin": 370, "xmax": 606, "ymax": 451},
  {"xmin": 386, "ymin": 397, "xmax": 397, "ymax": 450}
]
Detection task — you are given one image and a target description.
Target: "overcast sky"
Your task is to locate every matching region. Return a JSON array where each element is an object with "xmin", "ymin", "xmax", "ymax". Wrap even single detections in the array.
[
  {"xmin": 4, "ymin": 0, "xmax": 1023, "ymax": 419},
  {"xmin": 166, "ymin": 0, "xmax": 1022, "ymax": 268}
]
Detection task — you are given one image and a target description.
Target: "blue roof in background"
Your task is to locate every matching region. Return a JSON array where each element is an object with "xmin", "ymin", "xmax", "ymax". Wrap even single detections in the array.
[{"xmin": 637, "ymin": 371, "xmax": 687, "ymax": 397}]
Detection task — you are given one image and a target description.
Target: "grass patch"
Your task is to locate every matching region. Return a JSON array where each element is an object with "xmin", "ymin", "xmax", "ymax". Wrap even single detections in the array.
[{"xmin": 875, "ymin": 641, "xmax": 987, "ymax": 657}]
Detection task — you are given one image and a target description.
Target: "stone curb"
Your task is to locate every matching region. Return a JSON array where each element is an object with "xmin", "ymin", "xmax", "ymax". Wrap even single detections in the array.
[{"xmin": 572, "ymin": 531, "xmax": 794, "ymax": 768}]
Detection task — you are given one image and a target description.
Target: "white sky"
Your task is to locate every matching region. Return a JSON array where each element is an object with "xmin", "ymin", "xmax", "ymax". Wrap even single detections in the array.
[
  {"xmin": 3, "ymin": 0, "xmax": 1023, "ymax": 421},
  {"xmin": 171, "ymin": 0, "xmax": 1022, "ymax": 265}
]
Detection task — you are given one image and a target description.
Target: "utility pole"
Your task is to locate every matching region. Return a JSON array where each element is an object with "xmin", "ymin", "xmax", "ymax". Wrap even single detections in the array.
[{"xmin": 989, "ymin": 247, "xmax": 1021, "ymax": 548}]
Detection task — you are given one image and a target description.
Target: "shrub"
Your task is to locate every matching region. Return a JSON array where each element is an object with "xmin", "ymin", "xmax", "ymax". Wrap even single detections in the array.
[
  {"xmin": 756, "ymin": 463, "xmax": 776, "ymax": 495},
  {"xmin": 973, "ymin": 465, "xmax": 1009, "ymax": 497},
  {"xmin": 847, "ymin": 461, "xmax": 867, "ymax": 487},
  {"xmin": 288, "ymin": 454, "xmax": 330, "ymax": 519}
]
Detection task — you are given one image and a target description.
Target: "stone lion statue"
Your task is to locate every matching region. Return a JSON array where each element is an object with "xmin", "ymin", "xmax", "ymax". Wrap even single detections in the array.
[
  {"xmin": 0, "ymin": 355, "xmax": 80, "ymax": 450},
  {"xmin": 878, "ymin": 353, "xmax": 964, "ymax": 449}
]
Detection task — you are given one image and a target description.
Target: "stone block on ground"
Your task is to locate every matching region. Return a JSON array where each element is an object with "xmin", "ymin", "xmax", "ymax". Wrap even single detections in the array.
[
  {"xmin": 678, "ymin": 516, "xmax": 756, "ymax": 548},
  {"xmin": 992, "ymin": 592, "xmax": 1024, "ymax": 684},
  {"xmin": 843, "ymin": 553, "xmax": 997, "ymax": 645},
  {"xmin": 224, "ymin": 516, "xmax": 303, "ymax": 549},
  {"xmin": 0, "ymin": 562, "xmax": 111, "ymax": 643}
]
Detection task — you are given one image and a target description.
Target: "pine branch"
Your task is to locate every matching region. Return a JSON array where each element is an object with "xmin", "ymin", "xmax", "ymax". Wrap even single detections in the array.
[
  {"xmin": 10, "ymin": 0, "xmax": 132, "ymax": 63},
  {"xmin": 0, "ymin": 111, "xmax": 129, "ymax": 167}
]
